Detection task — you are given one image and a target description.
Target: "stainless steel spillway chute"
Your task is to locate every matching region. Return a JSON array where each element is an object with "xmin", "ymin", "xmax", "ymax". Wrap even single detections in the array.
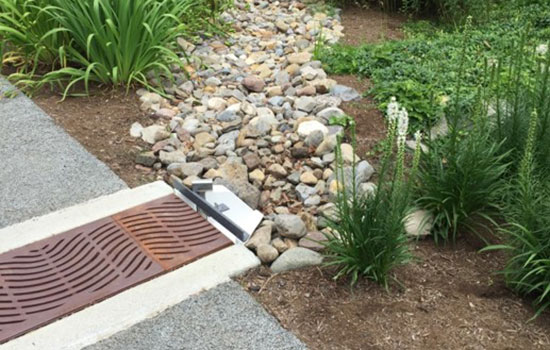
[{"xmin": 172, "ymin": 178, "xmax": 263, "ymax": 243}]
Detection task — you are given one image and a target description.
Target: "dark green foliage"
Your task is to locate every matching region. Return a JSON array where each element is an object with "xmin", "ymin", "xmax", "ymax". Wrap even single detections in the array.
[
  {"xmin": 0, "ymin": 0, "xmax": 67, "ymax": 68},
  {"xmin": 322, "ymin": 111, "xmax": 419, "ymax": 288},
  {"xmin": 483, "ymin": 111, "xmax": 550, "ymax": 319},
  {"xmin": 315, "ymin": 1, "xmax": 550, "ymax": 128},
  {"xmin": 415, "ymin": 125, "xmax": 508, "ymax": 244},
  {"xmin": 490, "ymin": 39, "xmax": 550, "ymax": 175}
]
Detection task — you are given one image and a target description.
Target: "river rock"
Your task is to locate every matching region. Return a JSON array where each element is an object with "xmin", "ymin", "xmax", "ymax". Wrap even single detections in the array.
[
  {"xmin": 270, "ymin": 247, "xmax": 323, "ymax": 273},
  {"xmin": 275, "ymin": 214, "xmax": 307, "ymax": 239}
]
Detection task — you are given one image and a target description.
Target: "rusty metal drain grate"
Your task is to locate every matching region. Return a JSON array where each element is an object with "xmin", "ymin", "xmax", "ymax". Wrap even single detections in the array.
[{"xmin": 0, "ymin": 194, "xmax": 232, "ymax": 344}]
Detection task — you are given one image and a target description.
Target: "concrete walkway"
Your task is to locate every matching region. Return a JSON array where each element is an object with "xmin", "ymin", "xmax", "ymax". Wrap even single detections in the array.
[
  {"xmin": 0, "ymin": 77, "xmax": 127, "ymax": 228},
  {"xmin": 85, "ymin": 281, "xmax": 306, "ymax": 350}
]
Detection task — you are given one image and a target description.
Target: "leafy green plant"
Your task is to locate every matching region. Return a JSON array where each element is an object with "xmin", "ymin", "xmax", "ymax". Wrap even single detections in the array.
[
  {"xmin": 37, "ymin": 0, "xmax": 193, "ymax": 95},
  {"xmin": 322, "ymin": 99, "xmax": 420, "ymax": 288},
  {"xmin": 316, "ymin": 2, "xmax": 550, "ymax": 128},
  {"xmin": 414, "ymin": 31, "xmax": 509, "ymax": 244},
  {"xmin": 0, "ymin": 0, "xmax": 66, "ymax": 68},
  {"xmin": 483, "ymin": 110, "xmax": 550, "ymax": 319},
  {"xmin": 415, "ymin": 123, "xmax": 508, "ymax": 244}
]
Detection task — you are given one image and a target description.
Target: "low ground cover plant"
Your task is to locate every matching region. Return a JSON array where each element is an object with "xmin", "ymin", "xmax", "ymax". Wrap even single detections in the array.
[
  {"xmin": 330, "ymin": 0, "xmax": 488, "ymax": 22},
  {"xmin": 322, "ymin": 101, "xmax": 421, "ymax": 288},
  {"xmin": 316, "ymin": 0, "xmax": 550, "ymax": 128},
  {"xmin": 0, "ymin": 0, "xmax": 230, "ymax": 94}
]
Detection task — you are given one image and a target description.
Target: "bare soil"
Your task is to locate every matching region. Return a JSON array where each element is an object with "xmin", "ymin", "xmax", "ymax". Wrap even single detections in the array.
[
  {"xmin": 339, "ymin": 5, "xmax": 406, "ymax": 46},
  {"xmin": 33, "ymin": 87, "xmax": 158, "ymax": 188},
  {"xmin": 331, "ymin": 74, "xmax": 386, "ymax": 157}
]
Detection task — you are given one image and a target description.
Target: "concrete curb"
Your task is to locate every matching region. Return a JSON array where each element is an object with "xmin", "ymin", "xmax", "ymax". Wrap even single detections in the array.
[{"xmin": 0, "ymin": 181, "xmax": 172, "ymax": 255}]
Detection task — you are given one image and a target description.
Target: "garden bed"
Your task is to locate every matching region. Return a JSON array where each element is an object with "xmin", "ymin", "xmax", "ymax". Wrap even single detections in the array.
[
  {"xmin": 236, "ymin": 3, "xmax": 550, "ymax": 349},
  {"xmin": 239, "ymin": 238, "xmax": 550, "ymax": 349}
]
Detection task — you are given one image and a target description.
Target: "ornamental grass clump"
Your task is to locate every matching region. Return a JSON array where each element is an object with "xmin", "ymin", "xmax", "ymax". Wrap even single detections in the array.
[
  {"xmin": 0, "ymin": 0, "xmax": 229, "ymax": 95},
  {"xmin": 490, "ymin": 38, "xmax": 550, "ymax": 175},
  {"xmin": 483, "ymin": 110, "xmax": 550, "ymax": 319},
  {"xmin": 414, "ymin": 29, "xmax": 509, "ymax": 245},
  {"xmin": 322, "ymin": 99, "xmax": 421, "ymax": 288},
  {"xmin": 414, "ymin": 117, "xmax": 508, "ymax": 244},
  {"xmin": 39, "ymin": 0, "xmax": 190, "ymax": 94}
]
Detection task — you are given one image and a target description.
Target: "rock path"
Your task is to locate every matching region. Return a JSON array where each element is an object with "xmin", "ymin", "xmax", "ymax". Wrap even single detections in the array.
[{"xmin": 130, "ymin": 0, "xmax": 376, "ymax": 270}]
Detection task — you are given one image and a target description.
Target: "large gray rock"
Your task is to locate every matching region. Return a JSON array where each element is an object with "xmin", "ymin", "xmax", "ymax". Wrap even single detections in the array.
[
  {"xmin": 214, "ymin": 178, "xmax": 261, "ymax": 210},
  {"xmin": 330, "ymin": 85, "xmax": 361, "ymax": 101},
  {"xmin": 274, "ymin": 214, "xmax": 307, "ymax": 239},
  {"xmin": 270, "ymin": 247, "xmax": 323, "ymax": 273}
]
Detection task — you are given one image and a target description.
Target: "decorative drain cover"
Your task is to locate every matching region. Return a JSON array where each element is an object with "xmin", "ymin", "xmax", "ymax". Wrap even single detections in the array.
[{"xmin": 0, "ymin": 195, "xmax": 232, "ymax": 344}]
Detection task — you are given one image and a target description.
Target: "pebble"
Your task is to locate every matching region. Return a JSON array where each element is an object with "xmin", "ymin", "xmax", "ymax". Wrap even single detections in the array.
[
  {"xmin": 141, "ymin": 125, "xmax": 170, "ymax": 144},
  {"xmin": 242, "ymin": 75, "xmax": 265, "ymax": 92}
]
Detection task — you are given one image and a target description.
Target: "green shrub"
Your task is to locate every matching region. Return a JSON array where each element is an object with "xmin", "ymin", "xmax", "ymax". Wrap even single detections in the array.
[
  {"xmin": 414, "ymin": 40, "xmax": 509, "ymax": 244},
  {"xmin": 322, "ymin": 100, "xmax": 420, "ymax": 288},
  {"xmin": 41, "ymin": 0, "xmax": 192, "ymax": 93},
  {"xmin": 415, "ymin": 121, "xmax": 508, "ymax": 244},
  {"xmin": 483, "ymin": 111, "xmax": 550, "ymax": 319},
  {"xmin": 401, "ymin": 0, "xmax": 490, "ymax": 23},
  {"xmin": 330, "ymin": 0, "xmax": 490, "ymax": 22}
]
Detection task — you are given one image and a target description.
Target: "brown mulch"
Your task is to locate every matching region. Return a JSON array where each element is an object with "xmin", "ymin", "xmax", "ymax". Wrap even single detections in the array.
[
  {"xmin": 33, "ymin": 87, "xmax": 158, "ymax": 188},
  {"xmin": 238, "ymin": 239, "xmax": 550, "ymax": 350}
]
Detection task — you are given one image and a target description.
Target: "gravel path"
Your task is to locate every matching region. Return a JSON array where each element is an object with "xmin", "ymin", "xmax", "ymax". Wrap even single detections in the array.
[
  {"xmin": 0, "ymin": 77, "xmax": 127, "ymax": 228},
  {"xmin": 85, "ymin": 281, "xmax": 306, "ymax": 350}
]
